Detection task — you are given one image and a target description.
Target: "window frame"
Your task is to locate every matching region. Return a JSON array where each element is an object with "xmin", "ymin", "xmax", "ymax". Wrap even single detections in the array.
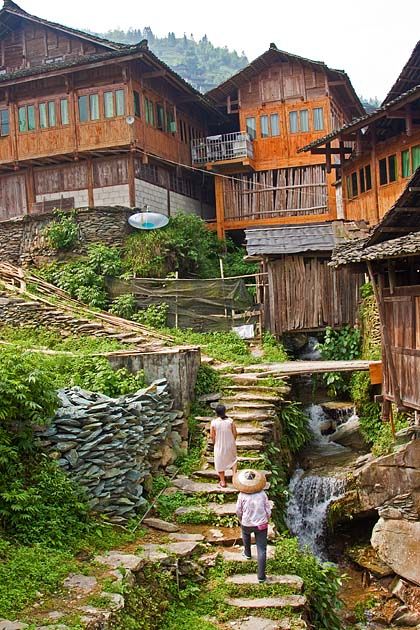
[
  {"xmin": 260, "ymin": 114, "xmax": 269, "ymax": 138},
  {"xmin": 0, "ymin": 107, "xmax": 10, "ymax": 136},
  {"xmin": 299, "ymin": 109, "xmax": 309, "ymax": 132},
  {"xmin": 270, "ymin": 113, "xmax": 280, "ymax": 137},
  {"xmin": 289, "ymin": 111, "xmax": 298, "ymax": 133},
  {"xmin": 246, "ymin": 116, "xmax": 256, "ymax": 140},
  {"xmin": 313, "ymin": 107, "xmax": 324, "ymax": 131}
]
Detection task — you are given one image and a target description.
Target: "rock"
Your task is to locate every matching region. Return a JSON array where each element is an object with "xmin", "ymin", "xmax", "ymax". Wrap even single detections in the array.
[
  {"xmin": 329, "ymin": 417, "xmax": 367, "ymax": 450},
  {"xmin": 371, "ymin": 518, "xmax": 420, "ymax": 586},
  {"xmin": 226, "ymin": 595, "xmax": 306, "ymax": 609},
  {"xmin": 63, "ymin": 574, "xmax": 97, "ymax": 593},
  {"xmin": 99, "ymin": 592, "xmax": 125, "ymax": 611},
  {"xmin": 228, "ymin": 617, "xmax": 293, "ymax": 629},
  {"xmin": 175, "ymin": 502, "xmax": 237, "ymax": 518},
  {"xmin": 138, "ymin": 541, "xmax": 199, "ymax": 562},
  {"xmin": 0, "ymin": 623, "xmax": 28, "ymax": 630},
  {"xmin": 143, "ymin": 518, "xmax": 180, "ymax": 533},
  {"xmin": 392, "ymin": 606, "xmax": 420, "ymax": 626},
  {"xmin": 220, "ymin": 545, "xmax": 276, "ymax": 562},
  {"xmin": 168, "ymin": 532, "xmax": 205, "ymax": 542},
  {"xmin": 95, "ymin": 551, "xmax": 144, "ymax": 572},
  {"xmin": 172, "ymin": 478, "xmax": 238, "ymax": 495},
  {"xmin": 198, "ymin": 392, "xmax": 221, "ymax": 403},
  {"xmin": 347, "ymin": 545, "xmax": 394, "ymax": 578},
  {"xmin": 392, "ymin": 578, "xmax": 420, "ymax": 613}
]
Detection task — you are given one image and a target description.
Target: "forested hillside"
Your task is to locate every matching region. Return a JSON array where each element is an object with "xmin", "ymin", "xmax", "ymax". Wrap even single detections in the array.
[{"xmin": 98, "ymin": 28, "xmax": 248, "ymax": 92}]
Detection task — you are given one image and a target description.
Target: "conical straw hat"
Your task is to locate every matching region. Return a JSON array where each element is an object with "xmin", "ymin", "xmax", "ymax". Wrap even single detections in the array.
[{"xmin": 233, "ymin": 469, "xmax": 266, "ymax": 494}]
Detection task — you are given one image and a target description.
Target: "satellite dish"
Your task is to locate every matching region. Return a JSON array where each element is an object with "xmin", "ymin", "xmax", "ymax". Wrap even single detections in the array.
[
  {"xmin": 126, "ymin": 115, "xmax": 135, "ymax": 125},
  {"xmin": 128, "ymin": 207, "xmax": 169, "ymax": 230}
]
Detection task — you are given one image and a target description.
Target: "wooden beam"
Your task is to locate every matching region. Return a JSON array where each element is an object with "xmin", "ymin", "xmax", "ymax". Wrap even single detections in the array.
[
  {"xmin": 325, "ymin": 142, "xmax": 332, "ymax": 174},
  {"xmin": 128, "ymin": 152, "xmax": 135, "ymax": 207},
  {"xmin": 142, "ymin": 70, "xmax": 167, "ymax": 79},
  {"xmin": 311, "ymin": 147, "xmax": 353, "ymax": 155},
  {"xmin": 87, "ymin": 158, "xmax": 94, "ymax": 208},
  {"xmin": 379, "ymin": 226, "xmax": 415, "ymax": 233},
  {"xmin": 394, "ymin": 206, "xmax": 420, "ymax": 212}
]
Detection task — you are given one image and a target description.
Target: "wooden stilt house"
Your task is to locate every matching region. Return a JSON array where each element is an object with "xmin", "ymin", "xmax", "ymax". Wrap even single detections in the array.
[{"xmin": 331, "ymin": 169, "xmax": 420, "ymax": 415}]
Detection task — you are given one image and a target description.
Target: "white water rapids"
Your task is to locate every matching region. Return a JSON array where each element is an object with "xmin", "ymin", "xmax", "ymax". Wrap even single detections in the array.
[{"xmin": 286, "ymin": 404, "xmax": 348, "ymax": 558}]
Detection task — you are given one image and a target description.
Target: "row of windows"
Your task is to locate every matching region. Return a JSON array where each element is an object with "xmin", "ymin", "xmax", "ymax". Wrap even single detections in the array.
[
  {"xmin": 78, "ymin": 89, "xmax": 125, "ymax": 123},
  {"xmin": 245, "ymin": 107, "xmax": 324, "ymax": 140},
  {"xmin": 346, "ymin": 146, "xmax": 420, "ymax": 199}
]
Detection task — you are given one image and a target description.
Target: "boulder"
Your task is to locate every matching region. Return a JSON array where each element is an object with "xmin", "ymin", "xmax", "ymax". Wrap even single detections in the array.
[
  {"xmin": 143, "ymin": 517, "xmax": 180, "ymax": 533},
  {"xmin": 371, "ymin": 518, "xmax": 420, "ymax": 586},
  {"xmin": 392, "ymin": 578, "xmax": 420, "ymax": 613},
  {"xmin": 328, "ymin": 417, "xmax": 367, "ymax": 450}
]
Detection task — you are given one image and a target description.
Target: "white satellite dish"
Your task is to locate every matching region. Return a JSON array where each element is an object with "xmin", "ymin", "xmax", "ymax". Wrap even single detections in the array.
[
  {"xmin": 126, "ymin": 115, "xmax": 135, "ymax": 125},
  {"xmin": 128, "ymin": 206, "xmax": 169, "ymax": 230}
]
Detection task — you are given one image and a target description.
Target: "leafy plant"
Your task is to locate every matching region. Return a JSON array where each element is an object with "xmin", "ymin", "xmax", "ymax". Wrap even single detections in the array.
[
  {"xmin": 43, "ymin": 209, "xmax": 79, "ymax": 251},
  {"xmin": 194, "ymin": 365, "xmax": 221, "ymax": 398},
  {"xmin": 109, "ymin": 293, "xmax": 137, "ymax": 319},
  {"xmin": 166, "ymin": 328, "xmax": 252, "ymax": 363},
  {"xmin": 261, "ymin": 332, "xmax": 288, "ymax": 362},
  {"xmin": 133, "ymin": 303, "xmax": 169, "ymax": 328},
  {"xmin": 317, "ymin": 325, "xmax": 362, "ymax": 395}
]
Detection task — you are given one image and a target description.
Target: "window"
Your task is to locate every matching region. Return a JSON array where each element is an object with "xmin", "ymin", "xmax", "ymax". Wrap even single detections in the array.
[
  {"xmin": 156, "ymin": 103, "xmax": 165, "ymax": 130},
  {"xmin": 39, "ymin": 102, "xmax": 48, "ymax": 129},
  {"xmin": 60, "ymin": 98, "xmax": 69, "ymax": 125},
  {"xmin": 27, "ymin": 105, "xmax": 35, "ymax": 131},
  {"xmin": 388, "ymin": 154, "xmax": 397, "ymax": 182},
  {"xmin": 144, "ymin": 97, "xmax": 155, "ymax": 126},
  {"xmin": 0, "ymin": 108, "xmax": 9, "ymax": 136},
  {"xmin": 18, "ymin": 105, "xmax": 35, "ymax": 132},
  {"xmin": 115, "ymin": 89, "xmax": 125, "ymax": 116},
  {"xmin": 402, "ymin": 150, "xmax": 410, "ymax": 178},
  {"xmin": 412, "ymin": 145, "xmax": 420, "ymax": 172},
  {"xmin": 78, "ymin": 95, "xmax": 89, "ymax": 122},
  {"xmin": 346, "ymin": 176, "xmax": 352, "ymax": 199},
  {"xmin": 270, "ymin": 113, "xmax": 280, "ymax": 136},
  {"xmin": 133, "ymin": 91, "xmax": 141, "ymax": 117},
  {"xmin": 351, "ymin": 172, "xmax": 358, "ymax": 197},
  {"xmin": 289, "ymin": 111, "xmax": 298, "ymax": 133},
  {"xmin": 246, "ymin": 116, "xmax": 256, "ymax": 140},
  {"xmin": 166, "ymin": 106, "xmax": 176, "ymax": 133},
  {"xmin": 365, "ymin": 165, "xmax": 372, "ymax": 190},
  {"xmin": 48, "ymin": 101, "xmax": 56, "ymax": 127},
  {"xmin": 104, "ymin": 91, "xmax": 114, "ymax": 118},
  {"xmin": 89, "ymin": 94, "xmax": 99, "ymax": 120},
  {"xmin": 299, "ymin": 109, "xmax": 309, "ymax": 132},
  {"xmin": 313, "ymin": 107, "xmax": 324, "ymax": 131},
  {"xmin": 379, "ymin": 158, "xmax": 388, "ymax": 185},
  {"xmin": 359, "ymin": 167, "xmax": 366, "ymax": 194},
  {"xmin": 260, "ymin": 115, "xmax": 269, "ymax": 138},
  {"xmin": 18, "ymin": 106, "xmax": 27, "ymax": 132}
]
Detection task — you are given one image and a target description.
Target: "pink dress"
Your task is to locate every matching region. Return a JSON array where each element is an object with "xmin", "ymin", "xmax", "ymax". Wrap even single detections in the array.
[{"xmin": 211, "ymin": 417, "xmax": 237, "ymax": 473}]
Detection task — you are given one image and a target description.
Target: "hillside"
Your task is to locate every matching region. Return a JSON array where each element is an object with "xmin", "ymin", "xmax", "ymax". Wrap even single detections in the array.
[{"xmin": 97, "ymin": 28, "xmax": 248, "ymax": 92}]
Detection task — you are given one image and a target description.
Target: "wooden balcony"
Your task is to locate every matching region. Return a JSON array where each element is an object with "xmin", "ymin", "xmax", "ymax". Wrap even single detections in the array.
[{"xmin": 191, "ymin": 132, "xmax": 254, "ymax": 170}]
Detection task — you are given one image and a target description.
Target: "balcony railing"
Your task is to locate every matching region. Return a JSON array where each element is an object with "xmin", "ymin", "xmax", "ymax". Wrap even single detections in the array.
[{"xmin": 191, "ymin": 132, "xmax": 254, "ymax": 165}]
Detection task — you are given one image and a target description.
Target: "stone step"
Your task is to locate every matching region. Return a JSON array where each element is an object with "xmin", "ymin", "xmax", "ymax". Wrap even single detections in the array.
[
  {"xmin": 203, "ymin": 424, "xmax": 271, "ymax": 438},
  {"xmin": 203, "ymin": 525, "xmax": 275, "ymax": 546},
  {"xmin": 225, "ymin": 384, "xmax": 290, "ymax": 395},
  {"xmin": 228, "ymin": 374, "xmax": 286, "ymax": 385},
  {"xmin": 220, "ymin": 545, "xmax": 276, "ymax": 563},
  {"xmin": 226, "ymin": 574, "xmax": 304, "ymax": 591},
  {"xmin": 197, "ymin": 410, "xmax": 275, "ymax": 422},
  {"xmin": 235, "ymin": 437, "xmax": 265, "ymax": 451},
  {"xmin": 222, "ymin": 393, "xmax": 281, "ymax": 404},
  {"xmin": 206, "ymin": 455, "xmax": 264, "ymax": 465},
  {"xmin": 216, "ymin": 400, "xmax": 278, "ymax": 410},
  {"xmin": 226, "ymin": 595, "xmax": 307, "ymax": 610},
  {"xmin": 192, "ymin": 468, "xmax": 271, "ymax": 481},
  {"xmin": 175, "ymin": 502, "xmax": 238, "ymax": 518},
  {"xmin": 172, "ymin": 477, "xmax": 238, "ymax": 495},
  {"xmin": 228, "ymin": 617, "xmax": 299, "ymax": 630}
]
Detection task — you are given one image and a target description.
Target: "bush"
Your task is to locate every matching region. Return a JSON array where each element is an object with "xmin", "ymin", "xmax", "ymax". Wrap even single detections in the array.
[
  {"xmin": 271, "ymin": 536, "xmax": 343, "ymax": 630},
  {"xmin": 43, "ymin": 209, "xmax": 78, "ymax": 251},
  {"xmin": 262, "ymin": 332, "xmax": 288, "ymax": 362},
  {"xmin": 317, "ymin": 325, "xmax": 362, "ymax": 396},
  {"xmin": 133, "ymin": 303, "xmax": 169, "ymax": 328},
  {"xmin": 194, "ymin": 365, "xmax": 221, "ymax": 398},
  {"xmin": 109, "ymin": 293, "xmax": 137, "ymax": 319},
  {"xmin": 167, "ymin": 329, "xmax": 252, "ymax": 363}
]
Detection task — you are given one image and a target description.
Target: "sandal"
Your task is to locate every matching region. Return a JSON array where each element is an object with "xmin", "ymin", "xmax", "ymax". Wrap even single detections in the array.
[{"xmin": 218, "ymin": 481, "xmax": 227, "ymax": 488}]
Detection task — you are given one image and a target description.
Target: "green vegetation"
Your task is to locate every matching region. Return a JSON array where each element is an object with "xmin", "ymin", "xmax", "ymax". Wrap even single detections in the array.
[
  {"xmin": 194, "ymin": 364, "xmax": 221, "ymax": 398},
  {"xmin": 97, "ymin": 29, "xmax": 248, "ymax": 93},
  {"xmin": 43, "ymin": 209, "xmax": 79, "ymax": 251},
  {"xmin": 317, "ymin": 325, "xmax": 362, "ymax": 396}
]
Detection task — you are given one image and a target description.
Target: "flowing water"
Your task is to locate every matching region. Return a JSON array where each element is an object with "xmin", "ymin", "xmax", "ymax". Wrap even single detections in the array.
[
  {"xmin": 286, "ymin": 404, "xmax": 349, "ymax": 558},
  {"xmin": 298, "ymin": 335, "xmax": 322, "ymax": 360}
]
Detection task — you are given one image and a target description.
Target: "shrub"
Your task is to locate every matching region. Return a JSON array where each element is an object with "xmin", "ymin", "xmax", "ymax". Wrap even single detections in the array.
[
  {"xmin": 262, "ymin": 332, "xmax": 288, "ymax": 362},
  {"xmin": 43, "ymin": 209, "xmax": 78, "ymax": 251},
  {"xmin": 167, "ymin": 329, "xmax": 252, "ymax": 363},
  {"xmin": 133, "ymin": 303, "xmax": 169, "ymax": 328},
  {"xmin": 317, "ymin": 325, "xmax": 362, "ymax": 396},
  {"xmin": 271, "ymin": 536, "xmax": 343, "ymax": 630},
  {"xmin": 194, "ymin": 365, "xmax": 221, "ymax": 398},
  {"xmin": 109, "ymin": 293, "xmax": 137, "ymax": 319}
]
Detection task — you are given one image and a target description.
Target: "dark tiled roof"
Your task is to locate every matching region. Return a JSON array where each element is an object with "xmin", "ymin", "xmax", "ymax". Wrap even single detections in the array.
[
  {"xmin": 383, "ymin": 40, "xmax": 420, "ymax": 105},
  {"xmin": 0, "ymin": 1, "xmax": 127, "ymax": 50},
  {"xmin": 331, "ymin": 232, "xmax": 420, "ymax": 266},
  {"xmin": 207, "ymin": 44, "xmax": 364, "ymax": 119},
  {"xmin": 299, "ymin": 84, "xmax": 420, "ymax": 153},
  {"xmin": 245, "ymin": 221, "xmax": 367, "ymax": 256}
]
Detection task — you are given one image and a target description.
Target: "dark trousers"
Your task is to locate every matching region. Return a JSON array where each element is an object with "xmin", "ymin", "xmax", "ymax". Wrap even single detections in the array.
[{"xmin": 241, "ymin": 525, "xmax": 267, "ymax": 581}]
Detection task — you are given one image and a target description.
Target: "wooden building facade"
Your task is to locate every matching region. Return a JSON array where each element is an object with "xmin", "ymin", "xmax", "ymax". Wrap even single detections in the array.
[
  {"xmin": 0, "ymin": 0, "xmax": 219, "ymax": 221},
  {"xmin": 301, "ymin": 41, "xmax": 420, "ymax": 229},
  {"xmin": 331, "ymin": 170, "xmax": 420, "ymax": 414},
  {"xmin": 193, "ymin": 44, "xmax": 363, "ymax": 238}
]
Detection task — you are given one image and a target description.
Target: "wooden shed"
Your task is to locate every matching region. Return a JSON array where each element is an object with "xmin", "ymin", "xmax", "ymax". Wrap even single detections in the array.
[
  {"xmin": 331, "ymin": 169, "xmax": 420, "ymax": 413},
  {"xmin": 246, "ymin": 221, "xmax": 365, "ymax": 336}
]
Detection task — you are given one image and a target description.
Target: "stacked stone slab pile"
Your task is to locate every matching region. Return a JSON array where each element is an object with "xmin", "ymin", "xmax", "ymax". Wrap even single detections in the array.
[{"xmin": 36, "ymin": 380, "xmax": 183, "ymax": 522}]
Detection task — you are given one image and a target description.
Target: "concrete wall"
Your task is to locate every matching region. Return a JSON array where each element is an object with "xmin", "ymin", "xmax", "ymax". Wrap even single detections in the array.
[
  {"xmin": 93, "ymin": 184, "xmax": 130, "ymax": 207},
  {"xmin": 135, "ymin": 178, "xmax": 168, "ymax": 215},
  {"xmin": 35, "ymin": 189, "xmax": 89, "ymax": 207}
]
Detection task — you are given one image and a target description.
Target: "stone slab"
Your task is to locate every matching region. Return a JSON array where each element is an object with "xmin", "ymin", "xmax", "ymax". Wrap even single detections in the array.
[
  {"xmin": 172, "ymin": 477, "xmax": 238, "ymax": 494},
  {"xmin": 226, "ymin": 595, "xmax": 306, "ymax": 609},
  {"xmin": 220, "ymin": 545, "xmax": 276, "ymax": 562},
  {"xmin": 228, "ymin": 618, "xmax": 295, "ymax": 630},
  {"xmin": 143, "ymin": 517, "xmax": 180, "ymax": 533},
  {"xmin": 94, "ymin": 551, "xmax": 144, "ymax": 572},
  {"xmin": 193, "ymin": 468, "xmax": 271, "ymax": 481},
  {"xmin": 168, "ymin": 532, "xmax": 205, "ymax": 542},
  {"xmin": 63, "ymin": 574, "xmax": 98, "ymax": 593},
  {"xmin": 371, "ymin": 518, "xmax": 420, "ymax": 586},
  {"xmin": 138, "ymin": 541, "xmax": 199, "ymax": 562},
  {"xmin": 227, "ymin": 573, "xmax": 303, "ymax": 591},
  {"xmin": 175, "ymin": 502, "xmax": 237, "ymax": 517},
  {"xmin": 0, "ymin": 623, "xmax": 29, "ymax": 630}
]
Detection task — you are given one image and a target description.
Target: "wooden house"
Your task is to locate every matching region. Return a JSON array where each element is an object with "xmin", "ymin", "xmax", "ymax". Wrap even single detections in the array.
[
  {"xmin": 330, "ymin": 169, "xmax": 420, "ymax": 416},
  {"xmin": 192, "ymin": 43, "xmax": 363, "ymax": 239},
  {"xmin": 301, "ymin": 41, "xmax": 420, "ymax": 227},
  {"xmin": 0, "ymin": 0, "xmax": 221, "ymax": 221}
]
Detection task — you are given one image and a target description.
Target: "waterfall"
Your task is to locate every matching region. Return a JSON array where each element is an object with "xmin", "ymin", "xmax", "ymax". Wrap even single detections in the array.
[
  {"xmin": 286, "ymin": 469, "xmax": 346, "ymax": 558},
  {"xmin": 286, "ymin": 404, "xmax": 348, "ymax": 558},
  {"xmin": 298, "ymin": 336, "xmax": 321, "ymax": 360}
]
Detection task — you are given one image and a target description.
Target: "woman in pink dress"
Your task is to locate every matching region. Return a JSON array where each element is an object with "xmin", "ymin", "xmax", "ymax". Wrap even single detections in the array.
[{"xmin": 210, "ymin": 404, "xmax": 238, "ymax": 488}]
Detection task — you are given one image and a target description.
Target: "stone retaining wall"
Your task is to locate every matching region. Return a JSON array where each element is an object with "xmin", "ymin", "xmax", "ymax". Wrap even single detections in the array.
[
  {"xmin": 0, "ymin": 206, "xmax": 133, "ymax": 265},
  {"xmin": 36, "ymin": 380, "xmax": 184, "ymax": 523}
]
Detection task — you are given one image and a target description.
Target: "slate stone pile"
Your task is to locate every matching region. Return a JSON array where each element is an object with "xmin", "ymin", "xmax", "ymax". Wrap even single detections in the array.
[{"xmin": 37, "ymin": 379, "xmax": 183, "ymax": 522}]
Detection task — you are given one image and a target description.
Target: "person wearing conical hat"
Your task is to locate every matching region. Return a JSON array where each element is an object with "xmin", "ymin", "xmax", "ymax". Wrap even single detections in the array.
[
  {"xmin": 234, "ymin": 469, "xmax": 271, "ymax": 583},
  {"xmin": 210, "ymin": 404, "xmax": 238, "ymax": 488}
]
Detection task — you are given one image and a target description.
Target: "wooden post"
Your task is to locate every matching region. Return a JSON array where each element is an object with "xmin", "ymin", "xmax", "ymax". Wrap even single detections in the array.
[
  {"xmin": 219, "ymin": 257, "xmax": 228, "ymax": 323},
  {"xmin": 25, "ymin": 166, "xmax": 35, "ymax": 214},
  {"xmin": 87, "ymin": 158, "xmax": 94, "ymax": 208},
  {"xmin": 175, "ymin": 270, "xmax": 179, "ymax": 329},
  {"xmin": 370, "ymin": 129, "xmax": 380, "ymax": 223},
  {"xmin": 367, "ymin": 262, "xmax": 403, "ymax": 409},
  {"xmin": 128, "ymin": 152, "xmax": 135, "ymax": 207},
  {"xmin": 215, "ymin": 175, "xmax": 225, "ymax": 240}
]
